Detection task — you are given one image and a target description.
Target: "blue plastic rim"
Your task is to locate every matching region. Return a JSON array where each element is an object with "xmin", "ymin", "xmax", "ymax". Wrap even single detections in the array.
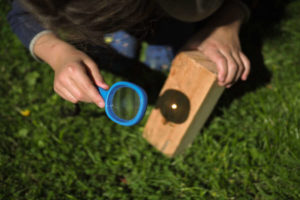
[{"xmin": 98, "ymin": 81, "xmax": 148, "ymax": 126}]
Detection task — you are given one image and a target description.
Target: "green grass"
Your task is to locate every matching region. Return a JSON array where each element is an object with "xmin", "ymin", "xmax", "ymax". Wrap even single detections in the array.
[{"xmin": 1, "ymin": 1, "xmax": 300, "ymax": 199}]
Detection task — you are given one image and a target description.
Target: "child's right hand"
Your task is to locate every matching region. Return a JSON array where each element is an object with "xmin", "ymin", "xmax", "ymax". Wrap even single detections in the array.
[
  {"xmin": 52, "ymin": 49, "xmax": 109, "ymax": 108},
  {"xmin": 33, "ymin": 33, "xmax": 109, "ymax": 108}
]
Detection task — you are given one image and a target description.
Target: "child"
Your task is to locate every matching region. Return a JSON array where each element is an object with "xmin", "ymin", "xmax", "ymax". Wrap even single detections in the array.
[{"xmin": 7, "ymin": 0, "xmax": 250, "ymax": 108}]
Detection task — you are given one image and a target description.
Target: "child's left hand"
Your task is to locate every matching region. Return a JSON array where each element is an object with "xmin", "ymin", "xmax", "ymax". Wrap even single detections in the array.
[
  {"xmin": 183, "ymin": 24, "xmax": 250, "ymax": 88},
  {"xmin": 182, "ymin": 0, "xmax": 251, "ymax": 88}
]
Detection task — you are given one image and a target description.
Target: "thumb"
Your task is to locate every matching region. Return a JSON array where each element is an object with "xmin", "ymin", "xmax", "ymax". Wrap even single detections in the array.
[{"xmin": 84, "ymin": 58, "xmax": 109, "ymax": 90}]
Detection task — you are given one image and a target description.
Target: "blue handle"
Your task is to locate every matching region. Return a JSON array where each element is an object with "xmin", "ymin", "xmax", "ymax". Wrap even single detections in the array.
[{"xmin": 98, "ymin": 87, "xmax": 108, "ymax": 101}]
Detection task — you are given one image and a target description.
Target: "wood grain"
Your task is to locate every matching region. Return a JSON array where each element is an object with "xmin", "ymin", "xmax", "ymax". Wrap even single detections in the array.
[{"xmin": 143, "ymin": 51, "xmax": 225, "ymax": 157}]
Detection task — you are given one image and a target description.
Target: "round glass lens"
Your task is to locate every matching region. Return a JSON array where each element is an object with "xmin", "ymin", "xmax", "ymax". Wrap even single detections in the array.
[{"xmin": 111, "ymin": 87, "xmax": 140, "ymax": 120}]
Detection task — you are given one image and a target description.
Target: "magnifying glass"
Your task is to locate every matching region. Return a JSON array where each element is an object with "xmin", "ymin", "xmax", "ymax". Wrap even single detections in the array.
[{"xmin": 98, "ymin": 81, "xmax": 147, "ymax": 126}]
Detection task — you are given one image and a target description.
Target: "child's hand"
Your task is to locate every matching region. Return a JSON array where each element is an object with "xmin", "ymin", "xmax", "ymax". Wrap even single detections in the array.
[
  {"xmin": 33, "ymin": 32, "xmax": 109, "ymax": 108},
  {"xmin": 184, "ymin": 26, "xmax": 250, "ymax": 88},
  {"xmin": 182, "ymin": 1, "xmax": 251, "ymax": 88},
  {"xmin": 52, "ymin": 49, "xmax": 109, "ymax": 108}
]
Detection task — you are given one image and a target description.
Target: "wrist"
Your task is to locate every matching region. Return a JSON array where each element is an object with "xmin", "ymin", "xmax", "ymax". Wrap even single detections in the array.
[{"xmin": 33, "ymin": 33, "xmax": 78, "ymax": 70}]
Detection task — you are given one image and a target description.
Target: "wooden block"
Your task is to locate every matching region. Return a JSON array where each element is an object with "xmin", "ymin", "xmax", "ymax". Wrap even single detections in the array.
[{"xmin": 143, "ymin": 51, "xmax": 225, "ymax": 157}]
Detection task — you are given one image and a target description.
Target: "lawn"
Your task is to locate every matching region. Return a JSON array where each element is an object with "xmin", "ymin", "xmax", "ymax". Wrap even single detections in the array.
[{"xmin": 1, "ymin": 1, "xmax": 300, "ymax": 199}]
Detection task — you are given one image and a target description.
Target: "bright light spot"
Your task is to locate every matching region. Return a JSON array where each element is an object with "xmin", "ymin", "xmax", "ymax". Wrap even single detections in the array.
[{"xmin": 171, "ymin": 103, "xmax": 177, "ymax": 110}]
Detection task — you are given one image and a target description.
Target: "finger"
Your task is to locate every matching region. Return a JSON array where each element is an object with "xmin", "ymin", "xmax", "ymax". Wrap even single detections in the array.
[
  {"xmin": 232, "ymin": 51, "xmax": 245, "ymax": 83},
  {"xmin": 84, "ymin": 58, "xmax": 109, "ymax": 89},
  {"xmin": 55, "ymin": 86, "xmax": 78, "ymax": 103},
  {"xmin": 240, "ymin": 52, "xmax": 251, "ymax": 81},
  {"xmin": 220, "ymin": 50, "xmax": 238, "ymax": 87},
  {"xmin": 226, "ymin": 84, "xmax": 233, "ymax": 88},
  {"xmin": 72, "ymin": 70, "xmax": 105, "ymax": 108},
  {"xmin": 204, "ymin": 49, "xmax": 228, "ymax": 85},
  {"xmin": 63, "ymin": 78, "xmax": 89, "ymax": 102},
  {"xmin": 55, "ymin": 71, "xmax": 89, "ymax": 102}
]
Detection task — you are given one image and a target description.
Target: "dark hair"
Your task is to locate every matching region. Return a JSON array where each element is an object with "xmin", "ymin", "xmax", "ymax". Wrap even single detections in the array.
[{"xmin": 21, "ymin": 0, "xmax": 159, "ymax": 45}]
